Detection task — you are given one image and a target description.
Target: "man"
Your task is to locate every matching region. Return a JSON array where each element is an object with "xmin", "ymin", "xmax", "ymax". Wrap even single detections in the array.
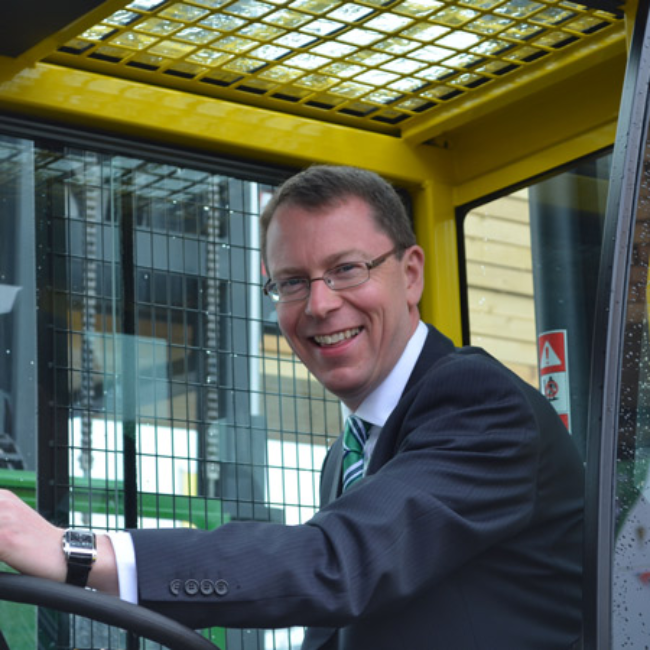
[{"xmin": 0, "ymin": 165, "xmax": 583, "ymax": 648}]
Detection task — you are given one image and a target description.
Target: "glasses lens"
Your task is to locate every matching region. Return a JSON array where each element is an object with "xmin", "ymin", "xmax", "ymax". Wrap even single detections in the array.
[
  {"xmin": 276, "ymin": 278, "xmax": 309, "ymax": 302},
  {"xmin": 325, "ymin": 263, "xmax": 368, "ymax": 290}
]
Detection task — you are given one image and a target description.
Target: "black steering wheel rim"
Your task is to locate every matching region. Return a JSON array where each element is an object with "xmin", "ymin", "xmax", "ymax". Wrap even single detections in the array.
[{"xmin": 0, "ymin": 572, "xmax": 219, "ymax": 650}]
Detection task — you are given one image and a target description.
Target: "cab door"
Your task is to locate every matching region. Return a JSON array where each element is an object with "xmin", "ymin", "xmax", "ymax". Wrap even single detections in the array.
[{"xmin": 585, "ymin": 1, "xmax": 650, "ymax": 648}]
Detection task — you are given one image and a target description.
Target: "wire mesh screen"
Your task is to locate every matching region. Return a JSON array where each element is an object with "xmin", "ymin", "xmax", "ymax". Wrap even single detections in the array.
[{"xmin": 0, "ymin": 132, "xmax": 342, "ymax": 649}]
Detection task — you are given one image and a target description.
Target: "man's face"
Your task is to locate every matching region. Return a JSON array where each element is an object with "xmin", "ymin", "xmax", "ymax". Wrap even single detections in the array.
[{"xmin": 265, "ymin": 195, "xmax": 424, "ymax": 410}]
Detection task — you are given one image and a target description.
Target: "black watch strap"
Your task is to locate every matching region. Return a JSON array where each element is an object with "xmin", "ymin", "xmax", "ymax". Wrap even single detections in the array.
[{"xmin": 66, "ymin": 560, "xmax": 93, "ymax": 588}]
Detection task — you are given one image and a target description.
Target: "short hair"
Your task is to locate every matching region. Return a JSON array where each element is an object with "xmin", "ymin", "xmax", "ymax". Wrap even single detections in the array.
[{"xmin": 260, "ymin": 165, "xmax": 416, "ymax": 267}]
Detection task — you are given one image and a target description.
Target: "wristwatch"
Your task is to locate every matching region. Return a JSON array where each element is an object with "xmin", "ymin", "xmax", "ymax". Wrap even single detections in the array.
[{"xmin": 62, "ymin": 528, "xmax": 97, "ymax": 588}]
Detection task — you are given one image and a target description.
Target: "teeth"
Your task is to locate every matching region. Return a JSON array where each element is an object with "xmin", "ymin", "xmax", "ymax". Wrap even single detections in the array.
[{"xmin": 314, "ymin": 328, "xmax": 360, "ymax": 346}]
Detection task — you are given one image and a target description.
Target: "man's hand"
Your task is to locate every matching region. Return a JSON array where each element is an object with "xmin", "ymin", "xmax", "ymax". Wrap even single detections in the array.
[
  {"xmin": 0, "ymin": 489, "xmax": 119, "ymax": 595},
  {"xmin": 0, "ymin": 489, "xmax": 65, "ymax": 581}
]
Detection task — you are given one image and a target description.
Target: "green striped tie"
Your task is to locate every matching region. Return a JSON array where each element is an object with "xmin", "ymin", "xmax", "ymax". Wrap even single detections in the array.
[{"xmin": 342, "ymin": 415, "xmax": 371, "ymax": 492}]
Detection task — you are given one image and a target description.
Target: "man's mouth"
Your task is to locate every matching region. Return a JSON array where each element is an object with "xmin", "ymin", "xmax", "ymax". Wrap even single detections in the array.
[{"xmin": 313, "ymin": 327, "xmax": 361, "ymax": 347}]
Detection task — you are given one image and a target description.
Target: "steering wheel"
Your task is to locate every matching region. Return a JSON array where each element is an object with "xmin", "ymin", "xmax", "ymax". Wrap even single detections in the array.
[{"xmin": 0, "ymin": 572, "xmax": 220, "ymax": 650}]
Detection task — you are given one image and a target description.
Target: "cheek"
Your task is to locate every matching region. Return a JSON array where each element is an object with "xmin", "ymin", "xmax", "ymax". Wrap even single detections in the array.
[{"xmin": 276, "ymin": 308, "xmax": 300, "ymax": 342}]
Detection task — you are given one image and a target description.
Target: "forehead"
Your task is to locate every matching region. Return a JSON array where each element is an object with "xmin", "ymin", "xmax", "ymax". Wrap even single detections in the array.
[{"xmin": 265, "ymin": 196, "xmax": 391, "ymax": 273}]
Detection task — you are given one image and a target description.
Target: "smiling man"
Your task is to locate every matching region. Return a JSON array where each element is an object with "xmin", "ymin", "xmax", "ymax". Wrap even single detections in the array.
[
  {"xmin": 264, "ymin": 192, "xmax": 423, "ymax": 410},
  {"xmin": 0, "ymin": 165, "xmax": 584, "ymax": 649}
]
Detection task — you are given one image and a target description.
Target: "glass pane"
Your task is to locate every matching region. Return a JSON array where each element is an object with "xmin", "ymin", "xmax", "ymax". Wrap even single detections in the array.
[
  {"xmin": 0, "ymin": 135, "xmax": 38, "ymax": 472},
  {"xmin": 463, "ymin": 154, "xmax": 611, "ymax": 458},
  {"xmin": 612, "ymin": 134, "xmax": 650, "ymax": 649},
  {"xmin": 0, "ymin": 135, "xmax": 39, "ymax": 646},
  {"xmin": 0, "ymin": 133, "xmax": 342, "ymax": 649}
]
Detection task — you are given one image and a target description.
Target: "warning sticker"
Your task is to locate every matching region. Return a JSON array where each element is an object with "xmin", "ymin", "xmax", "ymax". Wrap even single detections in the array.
[
  {"xmin": 538, "ymin": 330, "xmax": 571, "ymax": 432},
  {"xmin": 539, "ymin": 331, "xmax": 567, "ymax": 375}
]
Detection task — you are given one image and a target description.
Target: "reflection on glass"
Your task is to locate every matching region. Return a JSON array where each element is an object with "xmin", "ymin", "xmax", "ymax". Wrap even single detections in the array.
[
  {"xmin": 250, "ymin": 44, "xmax": 291, "ymax": 59},
  {"xmin": 434, "ymin": 7, "xmax": 479, "ymax": 27},
  {"xmin": 105, "ymin": 10, "xmax": 140, "ymax": 25},
  {"xmin": 329, "ymin": 3, "xmax": 375, "ymax": 22},
  {"xmin": 212, "ymin": 36, "xmax": 257, "ymax": 52},
  {"xmin": 111, "ymin": 31, "xmax": 158, "ymax": 50},
  {"xmin": 265, "ymin": 9, "xmax": 312, "ymax": 27},
  {"xmin": 175, "ymin": 26, "xmax": 219, "ymax": 43},
  {"xmin": 258, "ymin": 64, "xmax": 303, "ymax": 80},
  {"xmin": 320, "ymin": 61, "xmax": 365, "ymax": 78},
  {"xmin": 238, "ymin": 23, "xmax": 286, "ymax": 39},
  {"xmin": 374, "ymin": 36, "xmax": 419, "ymax": 54},
  {"xmin": 159, "ymin": 2, "xmax": 211, "ymax": 21},
  {"xmin": 310, "ymin": 41, "xmax": 357, "ymax": 57},
  {"xmin": 346, "ymin": 49, "xmax": 391, "ymax": 65},
  {"xmin": 437, "ymin": 30, "xmax": 481, "ymax": 49},
  {"xmin": 330, "ymin": 80, "xmax": 371, "ymax": 97},
  {"xmin": 290, "ymin": 0, "xmax": 341, "ymax": 13},
  {"xmin": 612, "ymin": 135, "xmax": 650, "ymax": 649},
  {"xmin": 148, "ymin": 39, "xmax": 196, "ymax": 57},
  {"xmin": 567, "ymin": 16, "xmax": 608, "ymax": 33},
  {"xmin": 355, "ymin": 69, "xmax": 399, "ymax": 85},
  {"xmin": 468, "ymin": 14, "xmax": 514, "ymax": 34},
  {"xmin": 295, "ymin": 73, "xmax": 338, "ymax": 89},
  {"xmin": 79, "ymin": 25, "xmax": 117, "ymax": 41},
  {"xmin": 199, "ymin": 13, "xmax": 247, "ymax": 30},
  {"xmin": 366, "ymin": 88, "xmax": 402, "ymax": 103},
  {"xmin": 135, "ymin": 18, "xmax": 183, "ymax": 35},
  {"xmin": 301, "ymin": 18, "xmax": 345, "ymax": 36},
  {"xmin": 226, "ymin": 0, "xmax": 274, "ymax": 18},
  {"xmin": 532, "ymin": 7, "xmax": 575, "ymax": 25},
  {"xmin": 286, "ymin": 52, "xmax": 330, "ymax": 69},
  {"xmin": 382, "ymin": 58, "xmax": 425, "ymax": 73},
  {"xmin": 364, "ymin": 13, "xmax": 413, "ymax": 32},
  {"xmin": 338, "ymin": 27, "xmax": 383, "ymax": 45},
  {"xmin": 390, "ymin": 76, "xmax": 426, "ymax": 91},
  {"xmin": 410, "ymin": 44, "xmax": 453, "ymax": 62},
  {"xmin": 494, "ymin": 0, "xmax": 544, "ymax": 18},
  {"xmin": 187, "ymin": 48, "xmax": 234, "ymax": 66},
  {"xmin": 535, "ymin": 31, "xmax": 572, "ymax": 48},
  {"xmin": 275, "ymin": 31, "xmax": 316, "ymax": 47},
  {"xmin": 395, "ymin": 0, "xmax": 444, "ymax": 17},
  {"xmin": 222, "ymin": 56, "xmax": 266, "ymax": 72}
]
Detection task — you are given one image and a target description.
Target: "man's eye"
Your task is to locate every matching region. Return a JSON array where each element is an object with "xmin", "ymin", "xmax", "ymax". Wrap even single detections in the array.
[
  {"xmin": 330, "ymin": 263, "xmax": 359, "ymax": 276},
  {"xmin": 278, "ymin": 278, "xmax": 306, "ymax": 293}
]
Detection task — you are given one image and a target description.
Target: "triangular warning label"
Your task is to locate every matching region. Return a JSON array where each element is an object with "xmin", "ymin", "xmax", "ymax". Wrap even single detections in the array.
[{"xmin": 540, "ymin": 341, "xmax": 562, "ymax": 369}]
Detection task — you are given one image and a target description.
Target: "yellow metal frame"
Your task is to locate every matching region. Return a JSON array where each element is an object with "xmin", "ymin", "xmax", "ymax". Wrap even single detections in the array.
[{"xmin": 0, "ymin": 0, "xmax": 634, "ymax": 344}]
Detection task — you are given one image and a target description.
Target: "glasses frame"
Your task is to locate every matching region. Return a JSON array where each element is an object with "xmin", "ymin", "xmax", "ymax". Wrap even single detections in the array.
[{"xmin": 263, "ymin": 247, "xmax": 401, "ymax": 303}]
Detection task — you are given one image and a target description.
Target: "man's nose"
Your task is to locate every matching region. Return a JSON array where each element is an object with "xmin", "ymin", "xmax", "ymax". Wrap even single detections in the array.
[{"xmin": 304, "ymin": 278, "xmax": 341, "ymax": 317}]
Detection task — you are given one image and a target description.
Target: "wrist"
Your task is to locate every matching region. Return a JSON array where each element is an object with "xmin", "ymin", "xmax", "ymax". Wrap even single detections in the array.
[{"xmin": 62, "ymin": 528, "xmax": 96, "ymax": 588}]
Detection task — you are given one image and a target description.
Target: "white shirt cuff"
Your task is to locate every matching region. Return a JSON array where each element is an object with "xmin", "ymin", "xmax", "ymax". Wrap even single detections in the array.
[{"xmin": 106, "ymin": 531, "xmax": 138, "ymax": 605}]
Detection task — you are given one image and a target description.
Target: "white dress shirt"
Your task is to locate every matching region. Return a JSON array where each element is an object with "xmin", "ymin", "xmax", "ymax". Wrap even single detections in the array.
[
  {"xmin": 343, "ymin": 320, "xmax": 428, "ymax": 465},
  {"xmin": 109, "ymin": 320, "xmax": 429, "ymax": 603}
]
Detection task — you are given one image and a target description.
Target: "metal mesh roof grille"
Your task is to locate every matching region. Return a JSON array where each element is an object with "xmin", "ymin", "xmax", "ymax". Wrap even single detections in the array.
[{"xmin": 48, "ymin": 0, "xmax": 623, "ymax": 132}]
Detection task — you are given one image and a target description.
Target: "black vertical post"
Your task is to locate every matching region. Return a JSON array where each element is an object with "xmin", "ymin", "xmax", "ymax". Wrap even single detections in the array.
[
  {"xmin": 529, "ymin": 162, "xmax": 608, "ymax": 460},
  {"xmin": 118, "ymin": 187, "xmax": 139, "ymax": 650}
]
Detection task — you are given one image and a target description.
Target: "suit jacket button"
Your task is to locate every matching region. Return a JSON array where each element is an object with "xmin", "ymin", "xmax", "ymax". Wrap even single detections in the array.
[
  {"xmin": 184, "ymin": 579, "xmax": 200, "ymax": 596},
  {"xmin": 200, "ymin": 579, "xmax": 214, "ymax": 596},
  {"xmin": 169, "ymin": 579, "xmax": 182, "ymax": 596},
  {"xmin": 214, "ymin": 579, "xmax": 229, "ymax": 596}
]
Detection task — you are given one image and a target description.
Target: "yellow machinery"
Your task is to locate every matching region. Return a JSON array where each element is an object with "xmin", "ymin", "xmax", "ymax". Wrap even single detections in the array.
[{"xmin": 0, "ymin": 0, "xmax": 632, "ymax": 341}]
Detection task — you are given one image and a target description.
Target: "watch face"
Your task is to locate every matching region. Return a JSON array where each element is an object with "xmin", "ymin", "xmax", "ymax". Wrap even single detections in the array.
[{"xmin": 67, "ymin": 530, "xmax": 95, "ymax": 549}]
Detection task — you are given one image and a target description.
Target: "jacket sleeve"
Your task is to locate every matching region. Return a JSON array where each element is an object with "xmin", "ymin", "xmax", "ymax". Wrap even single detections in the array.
[{"xmin": 130, "ymin": 353, "xmax": 556, "ymax": 631}]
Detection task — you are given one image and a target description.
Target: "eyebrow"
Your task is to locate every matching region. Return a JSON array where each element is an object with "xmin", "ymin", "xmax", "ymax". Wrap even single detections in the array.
[{"xmin": 272, "ymin": 249, "xmax": 368, "ymax": 278}]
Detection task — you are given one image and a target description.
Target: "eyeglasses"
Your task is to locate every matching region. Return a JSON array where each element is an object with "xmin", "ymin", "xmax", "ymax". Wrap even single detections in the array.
[{"xmin": 264, "ymin": 247, "xmax": 401, "ymax": 303}]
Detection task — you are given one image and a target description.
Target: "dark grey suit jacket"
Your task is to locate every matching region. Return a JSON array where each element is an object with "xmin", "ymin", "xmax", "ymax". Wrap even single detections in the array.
[{"xmin": 131, "ymin": 326, "xmax": 584, "ymax": 649}]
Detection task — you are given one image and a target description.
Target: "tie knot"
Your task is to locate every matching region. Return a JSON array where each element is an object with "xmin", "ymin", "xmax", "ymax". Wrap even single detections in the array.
[{"xmin": 344, "ymin": 415, "xmax": 370, "ymax": 448}]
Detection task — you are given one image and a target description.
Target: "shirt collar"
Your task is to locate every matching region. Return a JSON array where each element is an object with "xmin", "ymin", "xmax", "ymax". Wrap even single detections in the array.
[{"xmin": 342, "ymin": 320, "xmax": 428, "ymax": 427}]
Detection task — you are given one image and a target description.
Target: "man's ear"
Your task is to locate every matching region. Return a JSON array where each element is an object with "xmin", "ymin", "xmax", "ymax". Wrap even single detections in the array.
[{"xmin": 403, "ymin": 245, "xmax": 425, "ymax": 308}]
